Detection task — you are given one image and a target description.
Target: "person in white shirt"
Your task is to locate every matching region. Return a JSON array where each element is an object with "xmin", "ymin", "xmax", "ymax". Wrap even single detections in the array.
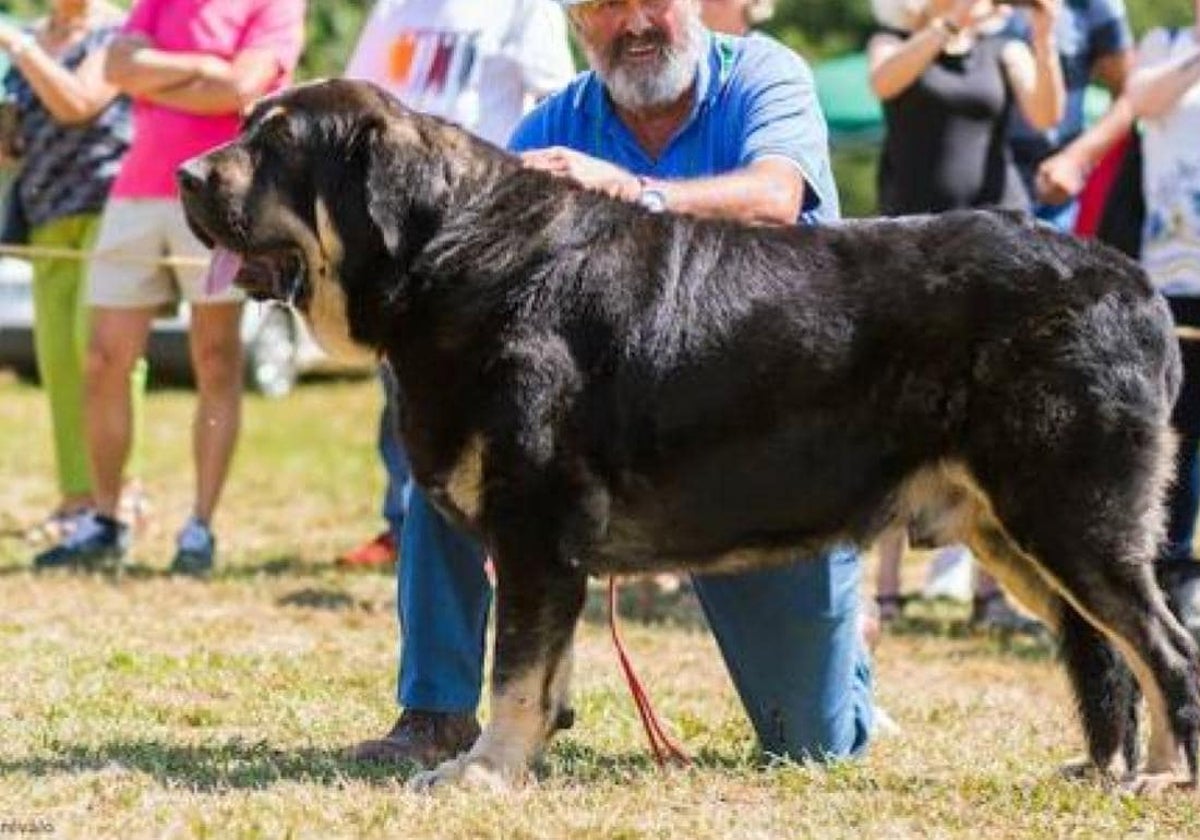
[{"xmin": 1128, "ymin": 8, "xmax": 1200, "ymax": 643}]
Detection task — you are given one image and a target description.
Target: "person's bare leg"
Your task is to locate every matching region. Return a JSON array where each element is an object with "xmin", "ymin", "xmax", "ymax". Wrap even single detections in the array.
[
  {"xmin": 188, "ymin": 302, "xmax": 243, "ymax": 524},
  {"xmin": 85, "ymin": 307, "xmax": 155, "ymax": 519},
  {"xmin": 874, "ymin": 526, "xmax": 906, "ymax": 621},
  {"xmin": 976, "ymin": 569, "xmax": 1001, "ymax": 598}
]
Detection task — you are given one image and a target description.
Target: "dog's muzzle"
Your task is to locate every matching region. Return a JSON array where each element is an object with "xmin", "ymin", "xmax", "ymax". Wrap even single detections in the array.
[
  {"xmin": 177, "ymin": 156, "xmax": 209, "ymax": 199},
  {"xmin": 236, "ymin": 250, "xmax": 307, "ymax": 305},
  {"xmin": 176, "ymin": 157, "xmax": 309, "ymax": 307}
]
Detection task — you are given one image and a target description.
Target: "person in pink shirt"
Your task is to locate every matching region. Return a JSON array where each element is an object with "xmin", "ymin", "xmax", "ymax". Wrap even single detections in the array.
[{"xmin": 34, "ymin": 0, "xmax": 306, "ymax": 577}]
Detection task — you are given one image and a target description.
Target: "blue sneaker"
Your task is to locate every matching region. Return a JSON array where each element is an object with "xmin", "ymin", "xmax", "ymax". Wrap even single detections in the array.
[
  {"xmin": 33, "ymin": 512, "xmax": 128, "ymax": 573},
  {"xmin": 171, "ymin": 517, "xmax": 216, "ymax": 577}
]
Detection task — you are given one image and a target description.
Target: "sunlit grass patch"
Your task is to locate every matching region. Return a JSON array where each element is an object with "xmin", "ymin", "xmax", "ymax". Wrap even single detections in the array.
[{"xmin": 0, "ymin": 378, "xmax": 1197, "ymax": 838}]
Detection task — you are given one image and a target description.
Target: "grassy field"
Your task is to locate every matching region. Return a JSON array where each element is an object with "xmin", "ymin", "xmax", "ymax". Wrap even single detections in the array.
[{"xmin": 0, "ymin": 373, "xmax": 1198, "ymax": 839}]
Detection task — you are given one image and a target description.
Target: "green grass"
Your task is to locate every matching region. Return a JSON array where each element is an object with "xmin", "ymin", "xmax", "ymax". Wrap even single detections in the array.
[{"xmin": 1, "ymin": 374, "xmax": 1198, "ymax": 838}]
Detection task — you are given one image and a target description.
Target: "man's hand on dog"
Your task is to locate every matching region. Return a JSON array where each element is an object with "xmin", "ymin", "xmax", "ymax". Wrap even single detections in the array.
[{"xmin": 520, "ymin": 147, "xmax": 641, "ymax": 202}]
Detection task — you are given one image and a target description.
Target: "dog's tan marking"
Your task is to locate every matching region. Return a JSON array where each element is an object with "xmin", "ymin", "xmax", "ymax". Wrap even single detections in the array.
[
  {"xmin": 1128, "ymin": 651, "xmax": 1179, "ymax": 773},
  {"xmin": 709, "ymin": 546, "xmax": 813, "ymax": 575},
  {"xmin": 314, "ymin": 196, "xmax": 344, "ymax": 264},
  {"xmin": 306, "ymin": 277, "xmax": 375, "ymax": 362},
  {"xmin": 445, "ymin": 434, "xmax": 486, "ymax": 522},
  {"xmin": 896, "ymin": 462, "xmax": 979, "ymax": 547},
  {"xmin": 410, "ymin": 665, "xmax": 558, "ymax": 792},
  {"xmin": 302, "ymin": 196, "xmax": 376, "ymax": 363},
  {"xmin": 966, "ymin": 516, "xmax": 1060, "ymax": 632},
  {"xmin": 897, "ymin": 461, "xmax": 1060, "ymax": 627},
  {"xmin": 548, "ymin": 635, "xmax": 575, "ymax": 731},
  {"xmin": 257, "ymin": 104, "xmax": 289, "ymax": 124}
]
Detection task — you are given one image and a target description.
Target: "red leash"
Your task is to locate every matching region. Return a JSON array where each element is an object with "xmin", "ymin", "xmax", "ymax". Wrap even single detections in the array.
[{"xmin": 607, "ymin": 578, "xmax": 691, "ymax": 767}]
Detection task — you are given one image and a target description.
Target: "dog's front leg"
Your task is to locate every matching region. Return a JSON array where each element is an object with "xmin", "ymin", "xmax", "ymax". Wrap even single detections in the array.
[{"xmin": 410, "ymin": 544, "xmax": 585, "ymax": 793}]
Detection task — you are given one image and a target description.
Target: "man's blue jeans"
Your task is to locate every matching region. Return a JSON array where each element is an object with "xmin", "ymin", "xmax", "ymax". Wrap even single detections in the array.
[
  {"xmin": 393, "ymin": 484, "xmax": 873, "ymax": 761},
  {"xmin": 378, "ymin": 368, "xmax": 411, "ymax": 536},
  {"xmin": 1160, "ymin": 298, "xmax": 1200, "ymax": 572}
]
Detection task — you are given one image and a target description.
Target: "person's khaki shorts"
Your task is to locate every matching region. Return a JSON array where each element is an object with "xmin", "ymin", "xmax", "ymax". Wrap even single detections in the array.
[{"xmin": 87, "ymin": 198, "xmax": 244, "ymax": 308}]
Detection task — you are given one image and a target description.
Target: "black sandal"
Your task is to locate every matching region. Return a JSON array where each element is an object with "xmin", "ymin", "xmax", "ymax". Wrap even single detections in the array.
[{"xmin": 875, "ymin": 593, "xmax": 909, "ymax": 622}]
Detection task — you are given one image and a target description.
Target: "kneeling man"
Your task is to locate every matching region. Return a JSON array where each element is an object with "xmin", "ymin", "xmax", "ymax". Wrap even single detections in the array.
[{"xmin": 351, "ymin": 0, "xmax": 875, "ymax": 771}]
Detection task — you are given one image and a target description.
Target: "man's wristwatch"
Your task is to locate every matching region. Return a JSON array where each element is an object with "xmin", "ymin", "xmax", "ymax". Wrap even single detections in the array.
[
  {"xmin": 637, "ymin": 177, "xmax": 668, "ymax": 213},
  {"xmin": 929, "ymin": 16, "xmax": 960, "ymax": 38}
]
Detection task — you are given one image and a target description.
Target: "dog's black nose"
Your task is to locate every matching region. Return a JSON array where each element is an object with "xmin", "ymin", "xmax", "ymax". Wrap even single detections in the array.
[{"xmin": 177, "ymin": 157, "xmax": 210, "ymax": 194}]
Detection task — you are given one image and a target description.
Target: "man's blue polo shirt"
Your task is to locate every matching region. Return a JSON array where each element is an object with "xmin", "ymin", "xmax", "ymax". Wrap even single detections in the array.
[{"xmin": 507, "ymin": 30, "xmax": 839, "ymax": 224}]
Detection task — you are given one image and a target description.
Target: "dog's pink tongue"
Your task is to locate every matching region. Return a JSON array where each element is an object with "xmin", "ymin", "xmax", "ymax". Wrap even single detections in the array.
[{"xmin": 205, "ymin": 247, "xmax": 243, "ymax": 296}]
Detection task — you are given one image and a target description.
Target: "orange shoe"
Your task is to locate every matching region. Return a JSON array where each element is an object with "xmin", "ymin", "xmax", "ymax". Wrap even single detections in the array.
[{"xmin": 337, "ymin": 530, "xmax": 397, "ymax": 568}]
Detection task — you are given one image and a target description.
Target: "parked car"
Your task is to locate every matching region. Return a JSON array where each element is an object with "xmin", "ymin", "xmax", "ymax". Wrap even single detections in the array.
[{"xmin": 0, "ymin": 255, "xmax": 359, "ymax": 396}]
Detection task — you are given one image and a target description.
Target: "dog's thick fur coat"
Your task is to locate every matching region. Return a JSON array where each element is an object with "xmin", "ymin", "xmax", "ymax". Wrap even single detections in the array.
[{"xmin": 180, "ymin": 80, "xmax": 1200, "ymax": 792}]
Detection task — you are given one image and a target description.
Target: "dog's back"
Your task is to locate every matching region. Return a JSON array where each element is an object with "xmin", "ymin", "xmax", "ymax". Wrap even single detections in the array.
[{"xmin": 563, "ymin": 210, "xmax": 1176, "ymax": 571}]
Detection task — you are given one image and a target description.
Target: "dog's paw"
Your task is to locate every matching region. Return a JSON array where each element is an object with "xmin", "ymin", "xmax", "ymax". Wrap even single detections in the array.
[
  {"xmin": 407, "ymin": 754, "xmax": 526, "ymax": 794},
  {"xmin": 1057, "ymin": 756, "xmax": 1126, "ymax": 788},
  {"xmin": 1122, "ymin": 772, "xmax": 1194, "ymax": 797},
  {"xmin": 1058, "ymin": 756, "xmax": 1101, "ymax": 783}
]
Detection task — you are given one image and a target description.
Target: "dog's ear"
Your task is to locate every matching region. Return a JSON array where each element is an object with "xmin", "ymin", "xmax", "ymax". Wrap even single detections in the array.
[{"xmin": 363, "ymin": 118, "xmax": 450, "ymax": 259}]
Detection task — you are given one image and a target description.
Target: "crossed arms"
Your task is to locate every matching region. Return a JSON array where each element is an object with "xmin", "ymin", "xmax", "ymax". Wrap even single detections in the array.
[{"xmin": 104, "ymin": 34, "xmax": 280, "ymax": 115}]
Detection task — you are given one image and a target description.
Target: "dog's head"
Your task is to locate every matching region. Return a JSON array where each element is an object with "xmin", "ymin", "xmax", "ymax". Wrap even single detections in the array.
[{"xmin": 178, "ymin": 78, "xmax": 492, "ymax": 358}]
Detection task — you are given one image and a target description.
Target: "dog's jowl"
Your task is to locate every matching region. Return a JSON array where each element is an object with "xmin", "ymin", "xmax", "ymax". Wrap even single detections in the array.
[{"xmin": 180, "ymin": 79, "xmax": 1200, "ymax": 793}]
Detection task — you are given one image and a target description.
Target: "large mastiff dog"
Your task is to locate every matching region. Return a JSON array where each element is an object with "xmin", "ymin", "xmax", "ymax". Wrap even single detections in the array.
[{"xmin": 180, "ymin": 80, "xmax": 1198, "ymax": 792}]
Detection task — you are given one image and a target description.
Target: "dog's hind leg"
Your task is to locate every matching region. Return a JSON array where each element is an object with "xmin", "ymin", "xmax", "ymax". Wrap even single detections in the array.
[
  {"xmin": 961, "ymin": 307, "xmax": 1198, "ymax": 788},
  {"xmin": 1050, "ymin": 559, "xmax": 1196, "ymax": 791},
  {"xmin": 1058, "ymin": 605, "xmax": 1142, "ymax": 782},
  {"xmin": 971, "ymin": 467, "xmax": 1199, "ymax": 790},
  {"xmin": 904, "ymin": 464, "xmax": 1140, "ymax": 777},
  {"xmin": 965, "ymin": 516, "xmax": 1138, "ymax": 781}
]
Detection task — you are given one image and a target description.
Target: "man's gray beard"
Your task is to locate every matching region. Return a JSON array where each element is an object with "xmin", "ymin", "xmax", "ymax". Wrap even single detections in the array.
[{"xmin": 593, "ymin": 19, "xmax": 705, "ymax": 111}]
